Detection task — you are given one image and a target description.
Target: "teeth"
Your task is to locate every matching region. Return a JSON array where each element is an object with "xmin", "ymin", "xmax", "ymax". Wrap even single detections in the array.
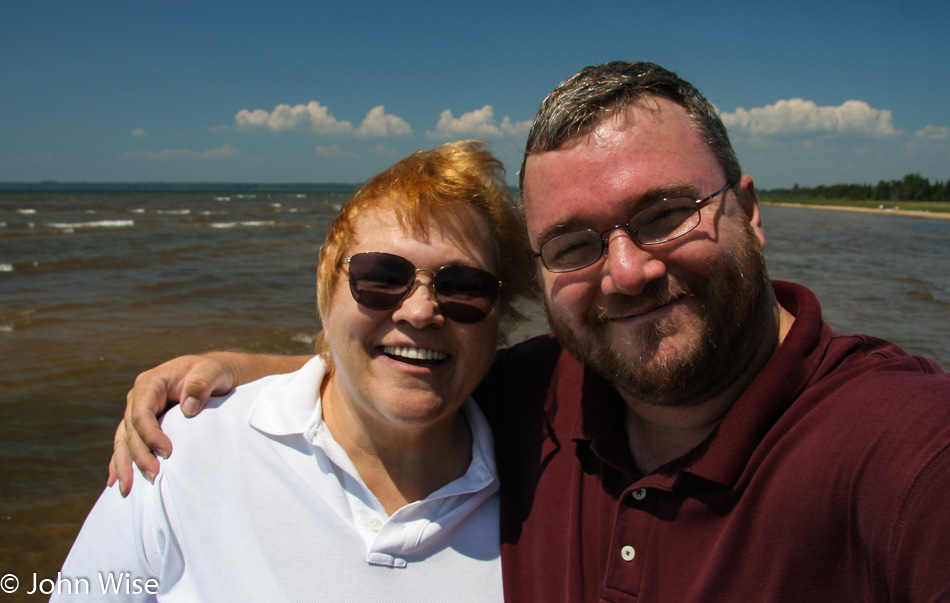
[{"xmin": 382, "ymin": 346, "xmax": 448, "ymax": 361}]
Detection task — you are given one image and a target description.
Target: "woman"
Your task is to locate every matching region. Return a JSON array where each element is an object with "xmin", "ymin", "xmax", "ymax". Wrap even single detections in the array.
[{"xmin": 57, "ymin": 141, "xmax": 536, "ymax": 602}]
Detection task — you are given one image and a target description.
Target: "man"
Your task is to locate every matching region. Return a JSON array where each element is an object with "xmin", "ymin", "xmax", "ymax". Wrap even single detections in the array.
[{"xmin": 115, "ymin": 62, "xmax": 950, "ymax": 601}]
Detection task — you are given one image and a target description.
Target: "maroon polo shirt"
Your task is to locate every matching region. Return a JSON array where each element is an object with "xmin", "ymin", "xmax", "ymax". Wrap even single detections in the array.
[{"xmin": 476, "ymin": 281, "xmax": 950, "ymax": 602}]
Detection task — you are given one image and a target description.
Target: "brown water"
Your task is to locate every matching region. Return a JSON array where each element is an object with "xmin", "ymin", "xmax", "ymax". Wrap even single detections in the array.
[{"xmin": 1, "ymin": 188, "xmax": 947, "ymax": 601}]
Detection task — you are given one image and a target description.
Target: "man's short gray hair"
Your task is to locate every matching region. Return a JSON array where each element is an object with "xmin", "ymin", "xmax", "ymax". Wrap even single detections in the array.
[{"xmin": 520, "ymin": 61, "xmax": 741, "ymax": 191}]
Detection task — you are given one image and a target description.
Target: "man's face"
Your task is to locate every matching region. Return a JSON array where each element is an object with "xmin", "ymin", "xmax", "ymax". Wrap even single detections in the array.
[{"xmin": 522, "ymin": 98, "xmax": 770, "ymax": 406}]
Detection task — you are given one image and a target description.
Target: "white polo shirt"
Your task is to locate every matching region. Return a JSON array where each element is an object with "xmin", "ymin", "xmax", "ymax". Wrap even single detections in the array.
[{"xmin": 56, "ymin": 357, "xmax": 502, "ymax": 602}]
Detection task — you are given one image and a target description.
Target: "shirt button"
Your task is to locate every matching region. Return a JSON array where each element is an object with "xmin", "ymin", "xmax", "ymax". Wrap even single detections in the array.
[
  {"xmin": 621, "ymin": 545, "xmax": 636, "ymax": 562},
  {"xmin": 631, "ymin": 488, "xmax": 647, "ymax": 501},
  {"xmin": 369, "ymin": 517, "xmax": 384, "ymax": 532}
]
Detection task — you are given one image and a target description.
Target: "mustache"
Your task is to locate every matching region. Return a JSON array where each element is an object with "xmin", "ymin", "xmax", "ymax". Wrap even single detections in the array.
[{"xmin": 593, "ymin": 279, "xmax": 692, "ymax": 323}]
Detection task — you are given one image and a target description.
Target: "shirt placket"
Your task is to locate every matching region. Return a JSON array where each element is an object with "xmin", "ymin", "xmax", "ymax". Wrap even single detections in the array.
[{"xmin": 600, "ymin": 483, "xmax": 655, "ymax": 602}]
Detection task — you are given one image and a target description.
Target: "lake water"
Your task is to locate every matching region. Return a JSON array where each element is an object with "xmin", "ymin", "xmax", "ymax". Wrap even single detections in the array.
[{"xmin": 1, "ymin": 188, "xmax": 948, "ymax": 600}]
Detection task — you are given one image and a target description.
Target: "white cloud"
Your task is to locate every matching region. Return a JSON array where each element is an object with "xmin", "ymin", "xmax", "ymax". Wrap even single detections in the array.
[
  {"xmin": 315, "ymin": 143, "xmax": 358, "ymax": 158},
  {"xmin": 122, "ymin": 149, "xmax": 194, "ymax": 159},
  {"xmin": 234, "ymin": 101, "xmax": 411, "ymax": 138},
  {"xmin": 720, "ymin": 99, "xmax": 902, "ymax": 138},
  {"xmin": 914, "ymin": 125, "xmax": 950, "ymax": 140},
  {"xmin": 200, "ymin": 144, "xmax": 238, "ymax": 158},
  {"xmin": 426, "ymin": 105, "xmax": 531, "ymax": 139},
  {"xmin": 131, "ymin": 129, "xmax": 147, "ymax": 137},
  {"xmin": 499, "ymin": 116, "xmax": 532, "ymax": 138},
  {"xmin": 355, "ymin": 105, "xmax": 412, "ymax": 138},
  {"xmin": 235, "ymin": 101, "xmax": 354, "ymax": 134},
  {"xmin": 122, "ymin": 144, "xmax": 238, "ymax": 160}
]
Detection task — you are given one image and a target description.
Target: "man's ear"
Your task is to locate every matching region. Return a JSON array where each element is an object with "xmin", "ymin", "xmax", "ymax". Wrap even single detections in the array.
[{"xmin": 737, "ymin": 174, "xmax": 765, "ymax": 248}]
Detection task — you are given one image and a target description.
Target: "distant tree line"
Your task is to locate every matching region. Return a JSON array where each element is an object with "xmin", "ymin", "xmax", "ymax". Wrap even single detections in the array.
[{"xmin": 762, "ymin": 173, "xmax": 950, "ymax": 202}]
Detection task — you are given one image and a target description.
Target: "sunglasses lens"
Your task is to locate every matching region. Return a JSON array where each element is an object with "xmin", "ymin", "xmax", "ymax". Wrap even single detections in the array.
[
  {"xmin": 346, "ymin": 253, "xmax": 500, "ymax": 323},
  {"xmin": 347, "ymin": 253, "xmax": 414, "ymax": 309},
  {"xmin": 433, "ymin": 265, "xmax": 500, "ymax": 323}
]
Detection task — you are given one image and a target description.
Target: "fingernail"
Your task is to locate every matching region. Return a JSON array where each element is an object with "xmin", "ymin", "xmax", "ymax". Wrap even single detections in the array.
[
  {"xmin": 182, "ymin": 396, "xmax": 201, "ymax": 416},
  {"xmin": 145, "ymin": 470, "xmax": 156, "ymax": 484},
  {"xmin": 118, "ymin": 479, "xmax": 127, "ymax": 498},
  {"xmin": 155, "ymin": 448, "xmax": 169, "ymax": 460}
]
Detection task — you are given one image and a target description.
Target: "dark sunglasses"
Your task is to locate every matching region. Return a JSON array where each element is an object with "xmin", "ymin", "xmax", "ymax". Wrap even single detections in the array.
[{"xmin": 342, "ymin": 252, "xmax": 503, "ymax": 324}]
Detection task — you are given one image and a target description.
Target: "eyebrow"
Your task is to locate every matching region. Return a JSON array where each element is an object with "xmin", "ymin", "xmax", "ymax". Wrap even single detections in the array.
[{"xmin": 534, "ymin": 181, "xmax": 703, "ymax": 246}]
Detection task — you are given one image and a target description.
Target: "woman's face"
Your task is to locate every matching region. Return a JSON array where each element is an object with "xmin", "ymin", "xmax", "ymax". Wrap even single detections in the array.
[{"xmin": 321, "ymin": 205, "xmax": 500, "ymax": 437}]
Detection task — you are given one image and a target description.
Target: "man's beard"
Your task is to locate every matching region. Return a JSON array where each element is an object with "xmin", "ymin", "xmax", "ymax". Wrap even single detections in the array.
[{"xmin": 544, "ymin": 221, "xmax": 771, "ymax": 408}]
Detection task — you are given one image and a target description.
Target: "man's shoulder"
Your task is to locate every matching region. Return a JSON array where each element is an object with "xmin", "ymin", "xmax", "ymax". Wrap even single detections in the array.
[{"xmin": 817, "ymin": 331, "xmax": 948, "ymax": 396}]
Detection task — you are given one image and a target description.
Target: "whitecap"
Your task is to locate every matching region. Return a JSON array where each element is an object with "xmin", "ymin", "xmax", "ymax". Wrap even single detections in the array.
[
  {"xmin": 292, "ymin": 333, "xmax": 316, "ymax": 346},
  {"xmin": 15, "ymin": 209, "xmax": 36, "ymax": 215},
  {"xmin": 46, "ymin": 220, "xmax": 135, "ymax": 230},
  {"xmin": 0, "ymin": 262, "xmax": 38, "ymax": 272},
  {"xmin": 209, "ymin": 220, "xmax": 276, "ymax": 229}
]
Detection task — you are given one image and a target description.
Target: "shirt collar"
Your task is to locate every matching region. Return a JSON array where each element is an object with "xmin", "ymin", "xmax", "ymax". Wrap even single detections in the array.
[
  {"xmin": 686, "ymin": 281, "xmax": 827, "ymax": 486},
  {"xmin": 246, "ymin": 355, "xmax": 327, "ymax": 437},
  {"xmin": 245, "ymin": 355, "xmax": 499, "ymax": 485}
]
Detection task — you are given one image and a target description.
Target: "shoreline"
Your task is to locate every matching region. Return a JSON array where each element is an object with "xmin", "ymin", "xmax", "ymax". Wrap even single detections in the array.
[{"xmin": 766, "ymin": 202, "xmax": 950, "ymax": 221}]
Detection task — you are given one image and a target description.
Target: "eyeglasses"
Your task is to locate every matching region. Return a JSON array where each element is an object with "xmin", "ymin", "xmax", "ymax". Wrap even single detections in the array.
[
  {"xmin": 342, "ymin": 252, "xmax": 503, "ymax": 324},
  {"xmin": 532, "ymin": 183, "xmax": 734, "ymax": 273}
]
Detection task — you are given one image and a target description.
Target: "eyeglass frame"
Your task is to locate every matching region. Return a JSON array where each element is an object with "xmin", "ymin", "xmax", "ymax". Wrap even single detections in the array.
[
  {"xmin": 341, "ymin": 252, "xmax": 504, "ymax": 323},
  {"xmin": 531, "ymin": 182, "xmax": 735, "ymax": 273}
]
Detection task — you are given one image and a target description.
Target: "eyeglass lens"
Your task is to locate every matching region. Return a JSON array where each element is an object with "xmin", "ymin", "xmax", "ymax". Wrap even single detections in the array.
[
  {"xmin": 346, "ymin": 252, "xmax": 501, "ymax": 323},
  {"xmin": 538, "ymin": 184, "xmax": 731, "ymax": 272}
]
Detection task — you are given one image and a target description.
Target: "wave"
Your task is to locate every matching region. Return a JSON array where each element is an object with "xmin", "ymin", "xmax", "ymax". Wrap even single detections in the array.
[
  {"xmin": 209, "ymin": 220, "xmax": 277, "ymax": 229},
  {"xmin": 44, "ymin": 220, "xmax": 135, "ymax": 231},
  {"xmin": 0, "ymin": 261, "xmax": 39, "ymax": 272},
  {"xmin": 0, "ymin": 308, "xmax": 36, "ymax": 331}
]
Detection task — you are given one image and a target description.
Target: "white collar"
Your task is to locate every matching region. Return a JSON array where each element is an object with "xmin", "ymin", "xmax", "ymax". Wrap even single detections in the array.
[{"xmin": 244, "ymin": 355, "xmax": 498, "ymax": 488}]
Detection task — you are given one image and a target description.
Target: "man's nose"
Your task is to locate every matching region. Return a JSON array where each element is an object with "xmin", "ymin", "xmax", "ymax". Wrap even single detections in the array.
[{"xmin": 599, "ymin": 231, "xmax": 667, "ymax": 296}]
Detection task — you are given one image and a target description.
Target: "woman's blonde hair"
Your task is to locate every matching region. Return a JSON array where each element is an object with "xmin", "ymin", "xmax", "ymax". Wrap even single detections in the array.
[{"xmin": 314, "ymin": 140, "xmax": 537, "ymax": 363}]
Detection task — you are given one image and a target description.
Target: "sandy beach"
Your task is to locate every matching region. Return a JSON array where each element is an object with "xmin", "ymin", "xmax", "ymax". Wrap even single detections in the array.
[{"xmin": 768, "ymin": 202, "xmax": 950, "ymax": 221}]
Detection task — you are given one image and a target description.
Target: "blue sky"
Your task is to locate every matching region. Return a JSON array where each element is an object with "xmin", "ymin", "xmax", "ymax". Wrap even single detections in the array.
[{"xmin": 2, "ymin": 0, "xmax": 947, "ymax": 188}]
